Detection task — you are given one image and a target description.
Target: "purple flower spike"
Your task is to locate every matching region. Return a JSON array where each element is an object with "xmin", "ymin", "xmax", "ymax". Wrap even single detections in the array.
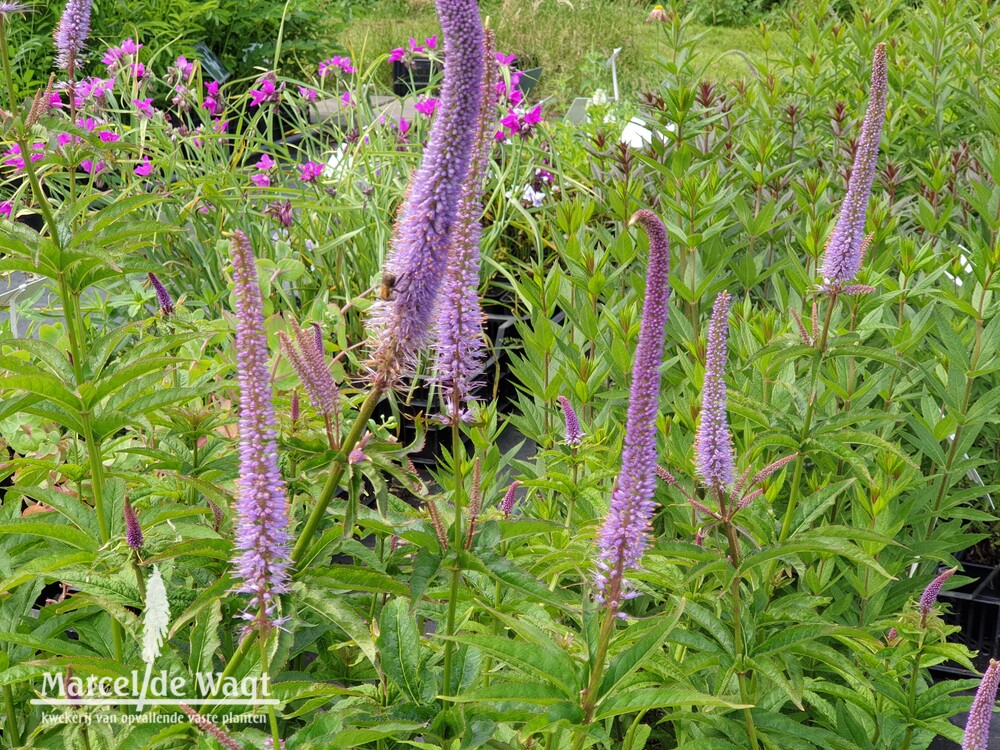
[
  {"xmin": 695, "ymin": 291, "xmax": 735, "ymax": 494},
  {"xmin": 124, "ymin": 499, "xmax": 143, "ymax": 551},
  {"xmin": 279, "ymin": 320, "xmax": 340, "ymax": 421},
  {"xmin": 54, "ymin": 0, "xmax": 92, "ymax": 71},
  {"xmin": 434, "ymin": 31, "xmax": 500, "ymax": 416},
  {"xmin": 594, "ymin": 210, "xmax": 671, "ymax": 609},
  {"xmin": 557, "ymin": 396, "xmax": 584, "ymax": 447},
  {"xmin": 148, "ymin": 273, "xmax": 174, "ymax": 316},
  {"xmin": 963, "ymin": 659, "xmax": 1000, "ymax": 750},
  {"xmin": 821, "ymin": 43, "xmax": 888, "ymax": 289},
  {"xmin": 367, "ymin": 0, "xmax": 486, "ymax": 388},
  {"xmin": 228, "ymin": 230, "xmax": 290, "ymax": 633},
  {"xmin": 500, "ymin": 480, "xmax": 520, "ymax": 517},
  {"xmin": 919, "ymin": 566, "xmax": 957, "ymax": 621}
]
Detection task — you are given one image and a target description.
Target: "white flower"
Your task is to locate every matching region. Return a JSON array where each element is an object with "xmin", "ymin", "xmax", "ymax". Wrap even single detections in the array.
[{"xmin": 141, "ymin": 566, "xmax": 170, "ymax": 664}]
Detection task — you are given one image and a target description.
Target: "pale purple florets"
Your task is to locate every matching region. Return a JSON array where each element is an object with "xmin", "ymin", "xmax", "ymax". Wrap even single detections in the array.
[
  {"xmin": 557, "ymin": 396, "xmax": 584, "ymax": 447},
  {"xmin": 279, "ymin": 320, "xmax": 339, "ymax": 420},
  {"xmin": 368, "ymin": 0, "xmax": 485, "ymax": 387},
  {"xmin": 821, "ymin": 43, "xmax": 888, "ymax": 289},
  {"xmin": 500, "ymin": 480, "xmax": 520, "ymax": 517},
  {"xmin": 694, "ymin": 291, "xmax": 735, "ymax": 493},
  {"xmin": 228, "ymin": 230, "xmax": 290, "ymax": 632},
  {"xmin": 594, "ymin": 210, "xmax": 671, "ymax": 608},
  {"xmin": 54, "ymin": 0, "xmax": 92, "ymax": 71},
  {"xmin": 963, "ymin": 659, "xmax": 1000, "ymax": 750},
  {"xmin": 433, "ymin": 33, "xmax": 499, "ymax": 416}
]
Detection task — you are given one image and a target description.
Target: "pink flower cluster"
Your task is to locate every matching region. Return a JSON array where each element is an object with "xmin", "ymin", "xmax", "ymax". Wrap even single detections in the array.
[
  {"xmin": 202, "ymin": 81, "xmax": 222, "ymax": 116},
  {"xmin": 318, "ymin": 55, "xmax": 355, "ymax": 77},
  {"xmin": 73, "ymin": 75, "xmax": 114, "ymax": 108},
  {"xmin": 389, "ymin": 35, "xmax": 438, "ymax": 65},
  {"xmin": 2, "ymin": 142, "xmax": 44, "ymax": 171},
  {"xmin": 414, "ymin": 96, "xmax": 440, "ymax": 118},
  {"xmin": 102, "ymin": 38, "xmax": 145, "ymax": 78},
  {"xmin": 252, "ymin": 154, "xmax": 274, "ymax": 188},
  {"xmin": 249, "ymin": 72, "xmax": 284, "ymax": 108},
  {"xmin": 496, "ymin": 103, "xmax": 542, "ymax": 140}
]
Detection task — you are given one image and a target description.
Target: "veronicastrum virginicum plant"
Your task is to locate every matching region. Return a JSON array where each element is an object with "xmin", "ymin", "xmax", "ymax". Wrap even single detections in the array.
[{"xmin": 1, "ymin": 0, "xmax": 1000, "ymax": 749}]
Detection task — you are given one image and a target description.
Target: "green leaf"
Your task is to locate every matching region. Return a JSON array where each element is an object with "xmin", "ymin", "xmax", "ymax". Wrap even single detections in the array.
[
  {"xmin": 189, "ymin": 600, "xmax": 222, "ymax": 675},
  {"xmin": 444, "ymin": 633, "xmax": 579, "ymax": 700},
  {"xmin": 593, "ymin": 687, "xmax": 745, "ymax": 720},
  {"xmin": 377, "ymin": 598, "xmax": 426, "ymax": 704},
  {"xmin": 469, "ymin": 549, "xmax": 574, "ymax": 612},
  {"xmin": 300, "ymin": 593, "xmax": 378, "ymax": 668},
  {"xmin": 598, "ymin": 597, "xmax": 685, "ymax": 700},
  {"xmin": 310, "ymin": 567, "xmax": 409, "ymax": 596},
  {"xmin": 0, "ymin": 521, "xmax": 98, "ymax": 552}
]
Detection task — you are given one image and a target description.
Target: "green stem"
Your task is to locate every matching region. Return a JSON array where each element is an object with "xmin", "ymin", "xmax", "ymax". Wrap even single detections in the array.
[
  {"xmin": 441, "ymin": 416, "xmax": 465, "ymax": 697},
  {"xmin": 291, "ymin": 387, "xmax": 383, "ymax": 568},
  {"xmin": 3, "ymin": 684, "xmax": 19, "ymax": 747},
  {"xmin": 571, "ymin": 608, "xmax": 618, "ymax": 750},
  {"xmin": 260, "ymin": 634, "xmax": 282, "ymax": 750},
  {"xmin": 778, "ymin": 294, "xmax": 836, "ymax": 542}
]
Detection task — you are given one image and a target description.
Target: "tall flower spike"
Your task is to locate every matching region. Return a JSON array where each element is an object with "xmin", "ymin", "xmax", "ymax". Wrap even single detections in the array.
[
  {"xmin": 557, "ymin": 395, "xmax": 584, "ymax": 447},
  {"xmin": 919, "ymin": 566, "xmax": 957, "ymax": 621},
  {"xmin": 148, "ymin": 273, "xmax": 174, "ymax": 316},
  {"xmin": 229, "ymin": 230, "xmax": 290, "ymax": 633},
  {"xmin": 821, "ymin": 43, "xmax": 888, "ymax": 289},
  {"xmin": 695, "ymin": 291, "xmax": 735, "ymax": 494},
  {"xmin": 53, "ymin": 0, "xmax": 92, "ymax": 71},
  {"xmin": 433, "ymin": 30, "xmax": 500, "ymax": 415},
  {"xmin": 963, "ymin": 659, "xmax": 1000, "ymax": 750},
  {"xmin": 594, "ymin": 210, "xmax": 671, "ymax": 609},
  {"xmin": 368, "ymin": 0, "xmax": 486, "ymax": 388},
  {"xmin": 500, "ymin": 480, "xmax": 520, "ymax": 517}
]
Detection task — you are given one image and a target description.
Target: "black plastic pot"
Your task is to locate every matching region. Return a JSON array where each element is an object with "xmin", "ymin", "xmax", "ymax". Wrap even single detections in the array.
[
  {"xmin": 392, "ymin": 59, "xmax": 440, "ymax": 96},
  {"xmin": 934, "ymin": 560, "xmax": 1000, "ymax": 678}
]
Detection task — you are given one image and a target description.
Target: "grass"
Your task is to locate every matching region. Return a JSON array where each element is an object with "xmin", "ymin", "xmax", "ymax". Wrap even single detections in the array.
[{"xmin": 339, "ymin": 0, "xmax": 788, "ymax": 108}]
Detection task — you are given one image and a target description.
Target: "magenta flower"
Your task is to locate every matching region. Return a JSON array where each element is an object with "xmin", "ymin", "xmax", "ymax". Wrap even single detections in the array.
[
  {"xmin": 821, "ymin": 43, "xmax": 888, "ymax": 290},
  {"xmin": 557, "ymin": 396, "xmax": 584, "ymax": 447},
  {"xmin": 694, "ymin": 291, "xmax": 735, "ymax": 493},
  {"xmin": 415, "ymin": 96, "xmax": 440, "ymax": 117},
  {"xmin": 524, "ymin": 104, "xmax": 542, "ymax": 126},
  {"xmin": 496, "ymin": 52, "xmax": 515, "ymax": 66},
  {"xmin": 425, "ymin": 34, "xmax": 438, "ymax": 49},
  {"xmin": 0, "ymin": 202, "xmax": 12, "ymax": 218},
  {"xmin": 124, "ymin": 499, "xmax": 143, "ymax": 551},
  {"xmin": 256, "ymin": 154, "xmax": 274, "ymax": 171},
  {"xmin": 298, "ymin": 161, "xmax": 323, "ymax": 182},
  {"xmin": 2, "ymin": 142, "xmax": 44, "ymax": 171},
  {"xmin": 399, "ymin": 117, "xmax": 411, "ymax": 134},
  {"xmin": 134, "ymin": 156, "xmax": 153, "ymax": 177},
  {"xmin": 251, "ymin": 174, "xmax": 271, "ymax": 188},
  {"xmin": 102, "ymin": 37, "xmax": 141, "ymax": 70},
  {"xmin": 249, "ymin": 73, "xmax": 282, "ymax": 107},
  {"xmin": 134, "ymin": 97, "xmax": 154, "ymax": 117},
  {"xmin": 318, "ymin": 55, "xmax": 355, "ymax": 77},
  {"xmin": 594, "ymin": 210, "xmax": 671, "ymax": 609},
  {"xmin": 389, "ymin": 48, "xmax": 405, "ymax": 63},
  {"xmin": 919, "ymin": 566, "xmax": 957, "ymax": 622},
  {"xmin": 433, "ymin": 36, "xmax": 499, "ymax": 416},
  {"xmin": 98, "ymin": 129, "xmax": 119, "ymax": 143},
  {"xmin": 298, "ymin": 85, "xmax": 317, "ymax": 102},
  {"xmin": 81, "ymin": 158, "xmax": 103, "ymax": 175},
  {"xmin": 53, "ymin": 0, "xmax": 92, "ymax": 71},
  {"xmin": 148, "ymin": 272, "xmax": 173, "ymax": 315},
  {"xmin": 963, "ymin": 660, "xmax": 1000, "ymax": 750},
  {"xmin": 340, "ymin": 90, "xmax": 354, "ymax": 107},
  {"xmin": 228, "ymin": 230, "xmax": 291, "ymax": 632},
  {"xmin": 368, "ymin": 0, "xmax": 486, "ymax": 387}
]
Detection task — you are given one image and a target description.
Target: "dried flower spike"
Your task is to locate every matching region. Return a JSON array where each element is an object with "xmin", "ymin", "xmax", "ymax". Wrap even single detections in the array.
[
  {"xmin": 821, "ymin": 43, "xmax": 888, "ymax": 289},
  {"xmin": 228, "ymin": 230, "xmax": 291, "ymax": 632},
  {"xmin": 694, "ymin": 291, "xmax": 735, "ymax": 494},
  {"xmin": 594, "ymin": 210, "xmax": 671, "ymax": 609}
]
